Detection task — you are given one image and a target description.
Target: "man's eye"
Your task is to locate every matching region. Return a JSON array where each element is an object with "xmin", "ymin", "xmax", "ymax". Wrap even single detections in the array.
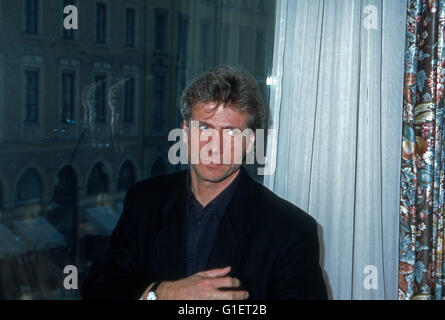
[
  {"xmin": 199, "ymin": 125, "xmax": 208, "ymax": 131},
  {"xmin": 227, "ymin": 129, "xmax": 239, "ymax": 136}
]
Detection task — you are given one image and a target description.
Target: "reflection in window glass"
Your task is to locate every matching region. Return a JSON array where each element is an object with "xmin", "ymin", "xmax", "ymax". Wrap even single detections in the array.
[
  {"xmin": 0, "ymin": 0, "xmax": 276, "ymax": 299},
  {"xmin": 24, "ymin": 0, "xmax": 38, "ymax": 35},
  {"xmin": 123, "ymin": 77, "xmax": 134, "ymax": 123},
  {"xmin": 155, "ymin": 10, "xmax": 166, "ymax": 52},
  {"xmin": 87, "ymin": 163, "xmax": 108, "ymax": 196},
  {"xmin": 117, "ymin": 161, "xmax": 136, "ymax": 191},
  {"xmin": 96, "ymin": 3, "xmax": 106, "ymax": 44},
  {"xmin": 125, "ymin": 8, "xmax": 135, "ymax": 47},
  {"xmin": 15, "ymin": 168, "xmax": 42, "ymax": 205},
  {"xmin": 94, "ymin": 75, "xmax": 106, "ymax": 123},
  {"xmin": 24, "ymin": 70, "xmax": 39, "ymax": 123},
  {"xmin": 61, "ymin": 73, "xmax": 74, "ymax": 123}
]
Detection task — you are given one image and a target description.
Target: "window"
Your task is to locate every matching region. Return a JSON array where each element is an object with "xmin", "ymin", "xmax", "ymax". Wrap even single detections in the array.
[
  {"xmin": 125, "ymin": 8, "xmax": 135, "ymax": 47},
  {"xmin": 94, "ymin": 75, "xmax": 106, "ymax": 123},
  {"xmin": 96, "ymin": 3, "xmax": 107, "ymax": 44},
  {"xmin": 176, "ymin": 68, "xmax": 187, "ymax": 127},
  {"xmin": 61, "ymin": 72, "xmax": 74, "ymax": 123},
  {"xmin": 200, "ymin": 20, "xmax": 210, "ymax": 59},
  {"xmin": 155, "ymin": 11, "xmax": 167, "ymax": 52},
  {"xmin": 178, "ymin": 14, "xmax": 189, "ymax": 57},
  {"xmin": 153, "ymin": 74, "xmax": 166, "ymax": 132},
  {"xmin": 123, "ymin": 77, "xmax": 134, "ymax": 122},
  {"xmin": 117, "ymin": 160, "xmax": 136, "ymax": 191},
  {"xmin": 62, "ymin": 0, "xmax": 75, "ymax": 40},
  {"xmin": 15, "ymin": 168, "xmax": 42, "ymax": 205},
  {"xmin": 24, "ymin": 0, "xmax": 38, "ymax": 34},
  {"xmin": 24, "ymin": 70, "xmax": 39, "ymax": 123},
  {"xmin": 87, "ymin": 163, "xmax": 108, "ymax": 195},
  {"xmin": 0, "ymin": 184, "xmax": 3, "ymax": 210}
]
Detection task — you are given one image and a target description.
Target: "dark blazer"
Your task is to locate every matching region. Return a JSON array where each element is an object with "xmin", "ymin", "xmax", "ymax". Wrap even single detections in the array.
[{"xmin": 81, "ymin": 168, "xmax": 327, "ymax": 300}]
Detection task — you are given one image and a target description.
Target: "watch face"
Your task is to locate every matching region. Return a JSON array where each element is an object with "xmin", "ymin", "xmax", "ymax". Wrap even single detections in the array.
[{"xmin": 147, "ymin": 291, "xmax": 157, "ymax": 300}]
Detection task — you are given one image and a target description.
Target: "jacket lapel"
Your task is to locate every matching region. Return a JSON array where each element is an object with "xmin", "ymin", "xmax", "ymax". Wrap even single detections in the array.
[
  {"xmin": 154, "ymin": 168, "xmax": 256, "ymax": 280},
  {"xmin": 154, "ymin": 172, "xmax": 188, "ymax": 280},
  {"xmin": 205, "ymin": 168, "xmax": 255, "ymax": 276}
]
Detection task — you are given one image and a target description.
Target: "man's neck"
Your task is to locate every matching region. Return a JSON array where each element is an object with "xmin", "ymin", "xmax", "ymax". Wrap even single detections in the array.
[{"xmin": 190, "ymin": 168, "xmax": 241, "ymax": 207}]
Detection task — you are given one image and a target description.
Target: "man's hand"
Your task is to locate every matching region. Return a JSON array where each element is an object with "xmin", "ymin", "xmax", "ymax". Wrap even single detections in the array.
[{"xmin": 156, "ymin": 266, "xmax": 249, "ymax": 300}]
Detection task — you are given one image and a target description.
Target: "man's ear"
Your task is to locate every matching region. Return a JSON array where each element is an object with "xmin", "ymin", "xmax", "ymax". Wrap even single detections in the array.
[
  {"xmin": 182, "ymin": 121, "xmax": 189, "ymax": 143},
  {"xmin": 246, "ymin": 131, "xmax": 255, "ymax": 155}
]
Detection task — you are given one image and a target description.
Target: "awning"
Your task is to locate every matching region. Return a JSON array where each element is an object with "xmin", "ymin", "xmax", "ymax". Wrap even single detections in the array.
[
  {"xmin": 0, "ymin": 224, "xmax": 28, "ymax": 259},
  {"xmin": 12, "ymin": 217, "xmax": 66, "ymax": 251},
  {"xmin": 84, "ymin": 206, "xmax": 121, "ymax": 236}
]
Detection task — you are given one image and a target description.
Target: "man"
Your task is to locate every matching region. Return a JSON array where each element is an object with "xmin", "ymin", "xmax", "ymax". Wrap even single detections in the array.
[{"xmin": 81, "ymin": 66, "xmax": 327, "ymax": 300}]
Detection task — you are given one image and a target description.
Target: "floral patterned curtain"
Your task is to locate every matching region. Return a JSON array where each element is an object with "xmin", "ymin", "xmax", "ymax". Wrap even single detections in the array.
[{"xmin": 399, "ymin": 0, "xmax": 445, "ymax": 300}]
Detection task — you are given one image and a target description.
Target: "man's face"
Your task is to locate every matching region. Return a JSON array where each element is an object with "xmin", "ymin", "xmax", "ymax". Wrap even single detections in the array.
[{"xmin": 183, "ymin": 102, "xmax": 255, "ymax": 183}]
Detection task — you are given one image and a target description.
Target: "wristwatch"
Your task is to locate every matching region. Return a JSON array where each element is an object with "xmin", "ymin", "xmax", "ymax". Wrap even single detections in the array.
[{"xmin": 145, "ymin": 281, "xmax": 161, "ymax": 300}]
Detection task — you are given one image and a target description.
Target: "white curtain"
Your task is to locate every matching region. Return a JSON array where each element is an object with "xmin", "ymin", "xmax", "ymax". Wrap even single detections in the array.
[{"xmin": 264, "ymin": 0, "xmax": 406, "ymax": 299}]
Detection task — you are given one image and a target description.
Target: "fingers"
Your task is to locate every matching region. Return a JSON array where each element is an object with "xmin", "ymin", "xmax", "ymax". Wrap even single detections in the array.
[
  {"xmin": 213, "ymin": 289, "xmax": 249, "ymax": 300},
  {"xmin": 197, "ymin": 266, "xmax": 231, "ymax": 278},
  {"xmin": 213, "ymin": 276, "xmax": 241, "ymax": 289}
]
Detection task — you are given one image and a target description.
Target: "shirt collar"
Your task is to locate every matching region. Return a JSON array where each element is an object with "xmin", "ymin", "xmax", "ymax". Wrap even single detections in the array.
[{"xmin": 186, "ymin": 169, "xmax": 242, "ymax": 221}]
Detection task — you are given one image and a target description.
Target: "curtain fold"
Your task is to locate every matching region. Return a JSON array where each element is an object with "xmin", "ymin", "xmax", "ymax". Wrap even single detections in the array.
[
  {"xmin": 399, "ymin": 0, "xmax": 445, "ymax": 300},
  {"xmin": 265, "ymin": 0, "xmax": 406, "ymax": 299}
]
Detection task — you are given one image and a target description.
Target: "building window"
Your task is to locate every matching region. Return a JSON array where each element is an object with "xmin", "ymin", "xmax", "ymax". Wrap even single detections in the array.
[
  {"xmin": 62, "ymin": 0, "xmax": 75, "ymax": 40},
  {"xmin": 94, "ymin": 75, "xmax": 106, "ymax": 123},
  {"xmin": 155, "ymin": 11, "xmax": 166, "ymax": 52},
  {"xmin": 153, "ymin": 74, "xmax": 166, "ymax": 132},
  {"xmin": 200, "ymin": 20, "xmax": 210, "ymax": 59},
  {"xmin": 96, "ymin": 2, "xmax": 107, "ymax": 44},
  {"xmin": 117, "ymin": 160, "xmax": 136, "ymax": 191},
  {"xmin": 15, "ymin": 168, "xmax": 42, "ymax": 205},
  {"xmin": 61, "ymin": 72, "xmax": 74, "ymax": 123},
  {"xmin": 178, "ymin": 14, "xmax": 188, "ymax": 57},
  {"xmin": 24, "ymin": 70, "xmax": 39, "ymax": 123},
  {"xmin": 124, "ymin": 77, "xmax": 134, "ymax": 122},
  {"xmin": 176, "ymin": 68, "xmax": 187, "ymax": 126},
  {"xmin": 24, "ymin": 0, "xmax": 38, "ymax": 34},
  {"xmin": 125, "ymin": 8, "xmax": 135, "ymax": 47},
  {"xmin": 0, "ymin": 184, "xmax": 3, "ymax": 210},
  {"xmin": 87, "ymin": 163, "xmax": 108, "ymax": 196}
]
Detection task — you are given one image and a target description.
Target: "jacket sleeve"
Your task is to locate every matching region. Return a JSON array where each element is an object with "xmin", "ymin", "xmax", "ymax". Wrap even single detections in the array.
[
  {"xmin": 80, "ymin": 186, "xmax": 149, "ymax": 300},
  {"xmin": 267, "ymin": 218, "xmax": 328, "ymax": 300}
]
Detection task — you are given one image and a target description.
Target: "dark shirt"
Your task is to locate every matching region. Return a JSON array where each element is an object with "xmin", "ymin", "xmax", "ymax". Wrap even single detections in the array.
[{"xmin": 185, "ymin": 171, "xmax": 241, "ymax": 276}]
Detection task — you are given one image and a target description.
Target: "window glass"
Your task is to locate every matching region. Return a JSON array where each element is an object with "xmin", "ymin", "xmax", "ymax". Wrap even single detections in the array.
[{"xmin": 0, "ymin": 0, "xmax": 276, "ymax": 299}]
